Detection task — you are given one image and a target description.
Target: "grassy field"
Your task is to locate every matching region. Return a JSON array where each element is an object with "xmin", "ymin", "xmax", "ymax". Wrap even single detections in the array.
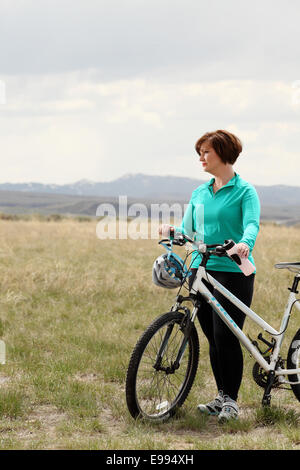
[{"xmin": 0, "ymin": 218, "xmax": 299, "ymax": 450}]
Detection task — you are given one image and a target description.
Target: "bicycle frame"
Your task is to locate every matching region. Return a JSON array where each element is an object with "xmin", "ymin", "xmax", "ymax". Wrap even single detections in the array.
[{"xmin": 188, "ymin": 266, "xmax": 300, "ymax": 383}]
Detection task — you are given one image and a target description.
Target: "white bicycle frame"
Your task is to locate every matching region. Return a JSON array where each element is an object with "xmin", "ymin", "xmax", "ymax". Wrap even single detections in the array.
[{"xmin": 189, "ymin": 266, "xmax": 300, "ymax": 385}]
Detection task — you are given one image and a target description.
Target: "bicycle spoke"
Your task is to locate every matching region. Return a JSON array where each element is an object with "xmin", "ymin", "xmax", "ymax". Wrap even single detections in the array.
[{"xmin": 135, "ymin": 320, "xmax": 191, "ymax": 417}]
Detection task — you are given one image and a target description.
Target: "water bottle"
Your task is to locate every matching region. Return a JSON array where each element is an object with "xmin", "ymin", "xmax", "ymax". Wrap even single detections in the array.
[{"xmin": 223, "ymin": 240, "xmax": 255, "ymax": 276}]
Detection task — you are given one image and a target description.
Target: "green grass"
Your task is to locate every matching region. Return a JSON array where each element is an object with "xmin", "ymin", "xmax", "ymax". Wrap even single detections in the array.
[
  {"xmin": 0, "ymin": 389, "xmax": 27, "ymax": 419},
  {"xmin": 254, "ymin": 405, "xmax": 300, "ymax": 427},
  {"xmin": 0, "ymin": 219, "xmax": 299, "ymax": 449}
]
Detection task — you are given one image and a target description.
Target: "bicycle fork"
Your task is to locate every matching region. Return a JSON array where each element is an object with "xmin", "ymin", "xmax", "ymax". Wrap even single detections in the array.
[
  {"xmin": 153, "ymin": 302, "xmax": 199, "ymax": 374},
  {"xmin": 153, "ymin": 321, "xmax": 176, "ymax": 373}
]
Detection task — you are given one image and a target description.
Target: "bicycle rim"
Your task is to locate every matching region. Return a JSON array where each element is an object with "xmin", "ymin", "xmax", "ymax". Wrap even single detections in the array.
[{"xmin": 128, "ymin": 312, "xmax": 199, "ymax": 421}]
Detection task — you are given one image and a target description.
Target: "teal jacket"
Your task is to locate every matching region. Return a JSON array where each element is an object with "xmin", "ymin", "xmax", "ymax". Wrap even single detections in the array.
[{"xmin": 174, "ymin": 173, "xmax": 260, "ymax": 272}]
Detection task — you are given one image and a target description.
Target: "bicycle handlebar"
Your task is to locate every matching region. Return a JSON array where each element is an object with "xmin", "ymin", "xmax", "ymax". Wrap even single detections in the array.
[
  {"xmin": 160, "ymin": 229, "xmax": 228, "ymax": 257},
  {"xmin": 159, "ymin": 230, "xmax": 256, "ymax": 276}
]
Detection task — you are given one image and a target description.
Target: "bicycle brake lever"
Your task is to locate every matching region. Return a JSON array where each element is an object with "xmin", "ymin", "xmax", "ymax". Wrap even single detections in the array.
[{"xmin": 159, "ymin": 239, "xmax": 171, "ymax": 244}]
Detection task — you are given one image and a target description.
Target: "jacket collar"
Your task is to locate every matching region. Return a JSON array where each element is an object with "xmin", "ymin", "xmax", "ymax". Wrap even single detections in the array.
[{"xmin": 208, "ymin": 172, "xmax": 238, "ymax": 189}]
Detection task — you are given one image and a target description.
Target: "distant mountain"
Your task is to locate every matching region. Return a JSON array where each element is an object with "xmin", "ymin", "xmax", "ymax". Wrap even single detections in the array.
[
  {"xmin": 0, "ymin": 173, "xmax": 300, "ymax": 207},
  {"xmin": 0, "ymin": 174, "xmax": 299, "ymax": 224},
  {"xmin": 0, "ymin": 174, "xmax": 203, "ymax": 199}
]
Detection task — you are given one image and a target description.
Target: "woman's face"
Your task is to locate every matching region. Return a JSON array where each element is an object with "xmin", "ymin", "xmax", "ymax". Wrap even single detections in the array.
[{"xmin": 198, "ymin": 141, "xmax": 223, "ymax": 174}]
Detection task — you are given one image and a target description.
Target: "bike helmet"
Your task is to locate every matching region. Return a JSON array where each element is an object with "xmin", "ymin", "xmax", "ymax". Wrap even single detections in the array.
[{"xmin": 152, "ymin": 252, "xmax": 190, "ymax": 289}]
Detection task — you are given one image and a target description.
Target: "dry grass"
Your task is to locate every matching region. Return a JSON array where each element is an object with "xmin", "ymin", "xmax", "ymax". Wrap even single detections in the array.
[{"xmin": 0, "ymin": 218, "xmax": 299, "ymax": 449}]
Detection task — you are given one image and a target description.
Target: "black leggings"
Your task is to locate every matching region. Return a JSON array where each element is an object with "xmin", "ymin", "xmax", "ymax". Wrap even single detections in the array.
[{"xmin": 189, "ymin": 268, "xmax": 255, "ymax": 401}]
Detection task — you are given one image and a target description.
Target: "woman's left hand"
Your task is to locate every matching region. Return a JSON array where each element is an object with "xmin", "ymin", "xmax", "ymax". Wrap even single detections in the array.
[{"xmin": 235, "ymin": 242, "xmax": 250, "ymax": 258}]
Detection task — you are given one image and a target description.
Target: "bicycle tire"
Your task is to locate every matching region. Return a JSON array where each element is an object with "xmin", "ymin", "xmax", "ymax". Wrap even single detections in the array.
[
  {"xmin": 126, "ymin": 310, "xmax": 199, "ymax": 421},
  {"xmin": 287, "ymin": 328, "xmax": 300, "ymax": 402}
]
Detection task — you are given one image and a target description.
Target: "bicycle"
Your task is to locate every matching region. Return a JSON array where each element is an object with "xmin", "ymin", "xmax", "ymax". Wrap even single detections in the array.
[{"xmin": 125, "ymin": 232, "xmax": 300, "ymax": 421}]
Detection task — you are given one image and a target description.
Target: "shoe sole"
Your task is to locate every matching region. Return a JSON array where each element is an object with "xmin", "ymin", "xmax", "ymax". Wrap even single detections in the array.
[
  {"xmin": 197, "ymin": 406, "xmax": 221, "ymax": 416},
  {"xmin": 218, "ymin": 414, "xmax": 238, "ymax": 423}
]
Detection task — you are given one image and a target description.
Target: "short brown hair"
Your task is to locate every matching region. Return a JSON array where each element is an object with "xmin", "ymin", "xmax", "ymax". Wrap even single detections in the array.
[{"xmin": 195, "ymin": 130, "xmax": 242, "ymax": 165}]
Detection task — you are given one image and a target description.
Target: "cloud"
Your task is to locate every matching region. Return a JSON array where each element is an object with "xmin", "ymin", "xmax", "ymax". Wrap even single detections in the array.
[
  {"xmin": 0, "ymin": 72, "xmax": 299, "ymax": 185},
  {"xmin": 0, "ymin": 1, "xmax": 299, "ymax": 185},
  {"xmin": 0, "ymin": 0, "xmax": 299, "ymax": 80}
]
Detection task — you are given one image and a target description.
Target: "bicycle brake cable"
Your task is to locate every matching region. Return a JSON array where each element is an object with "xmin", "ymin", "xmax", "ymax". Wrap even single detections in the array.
[{"xmin": 265, "ymin": 298, "xmax": 300, "ymax": 336}]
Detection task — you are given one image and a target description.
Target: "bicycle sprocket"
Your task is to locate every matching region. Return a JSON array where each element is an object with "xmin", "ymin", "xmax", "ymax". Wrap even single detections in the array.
[{"xmin": 252, "ymin": 357, "xmax": 284, "ymax": 389}]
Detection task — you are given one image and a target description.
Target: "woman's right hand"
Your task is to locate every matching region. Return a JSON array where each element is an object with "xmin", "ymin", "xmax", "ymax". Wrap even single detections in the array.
[{"xmin": 158, "ymin": 224, "xmax": 172, "ymax": 237}]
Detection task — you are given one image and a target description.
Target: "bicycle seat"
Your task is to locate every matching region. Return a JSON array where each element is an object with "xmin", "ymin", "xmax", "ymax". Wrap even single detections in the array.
[{"xmin": 274, "ymin": 262, "xmax": 300, "ymax": 274}]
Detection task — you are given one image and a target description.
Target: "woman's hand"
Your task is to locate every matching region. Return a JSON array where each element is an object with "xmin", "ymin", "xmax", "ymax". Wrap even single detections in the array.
[
  {"xmin": 235, "ymin": 242, "xmax": 250, "ymax": 258},
  {"xmin": 158, "ymin": 224, "xmax": 171, "ymax": 237}
]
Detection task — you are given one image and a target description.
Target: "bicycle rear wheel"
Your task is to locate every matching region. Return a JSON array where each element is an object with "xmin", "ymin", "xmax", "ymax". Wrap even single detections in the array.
[
  {"xmin": 287, "ymin": 328, "xmax": 300, "ymax": 402},
  {"xmin": 126, "ymin": 310, "xmax": 199, "ymax": 421}
]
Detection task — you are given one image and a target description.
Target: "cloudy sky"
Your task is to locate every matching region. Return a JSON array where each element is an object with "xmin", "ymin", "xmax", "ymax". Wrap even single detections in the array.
[{"xmin": 0, "ymin": 0, "xmax": 300, "ymax": 186}]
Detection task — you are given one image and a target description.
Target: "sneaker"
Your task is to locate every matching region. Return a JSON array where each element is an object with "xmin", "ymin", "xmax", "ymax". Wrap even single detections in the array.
[
  {"xmin": 197, "ymin": 391, "xmax": 224, "ymax": 415},
  {"xmin": 218, "ymin": 396, "xmax": 239, "ymax": 423}
]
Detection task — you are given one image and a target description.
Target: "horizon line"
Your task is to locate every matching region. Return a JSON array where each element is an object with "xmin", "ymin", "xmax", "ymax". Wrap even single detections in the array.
[{"xmin": 0, "ymin": 173, "xmax": 298, "ymax": 189}]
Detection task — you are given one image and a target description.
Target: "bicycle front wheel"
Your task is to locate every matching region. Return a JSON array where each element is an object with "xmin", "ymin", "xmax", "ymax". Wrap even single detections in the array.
[{"xmin": 126, "ymin": 310, "xmax": 199, "ymax": 421}]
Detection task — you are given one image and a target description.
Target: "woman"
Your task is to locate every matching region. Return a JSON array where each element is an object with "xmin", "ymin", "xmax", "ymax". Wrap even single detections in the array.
[{"xmin": 159, "ymin": 129, "xmax": 260, "ymax": 422}]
